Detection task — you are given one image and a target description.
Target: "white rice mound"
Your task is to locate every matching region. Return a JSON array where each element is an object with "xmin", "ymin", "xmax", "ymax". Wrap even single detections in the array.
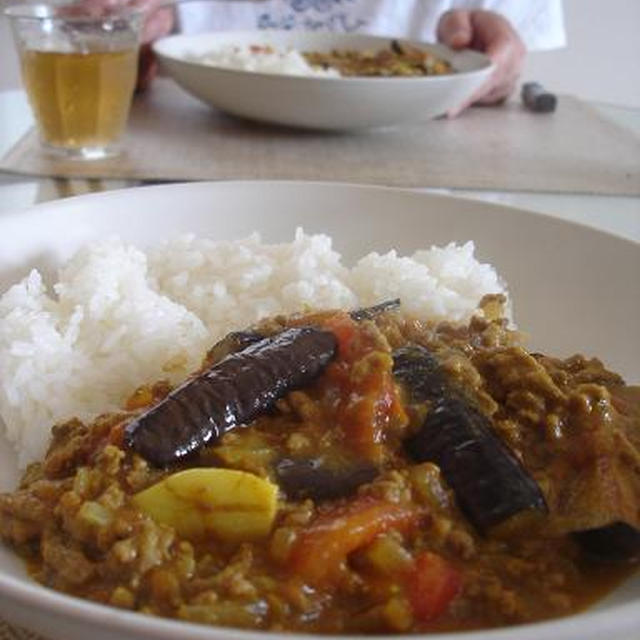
[
  {"xmin": 0, "ymin": 229, "xmax": 507, "ymax": 467},
  {"xmin": 147, "ymin": 231, "xmax": 358, "ymax": 339},
  {"xmin": 351, "ymin": 242, "xmax": 507, "ymax": 323},
  {"xmin": 191, "ymin": 44, "xmax": 341, "ymax": 78}
]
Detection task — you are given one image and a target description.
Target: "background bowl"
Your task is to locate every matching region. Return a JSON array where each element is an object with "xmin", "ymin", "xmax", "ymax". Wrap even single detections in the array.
[
  {"xmin": 0, "ymin": 182, "xmax": 638, "ymax": 640},
  {"xmin": 152, "ymin": 31, "xmax": 493, "ymax": 130}
]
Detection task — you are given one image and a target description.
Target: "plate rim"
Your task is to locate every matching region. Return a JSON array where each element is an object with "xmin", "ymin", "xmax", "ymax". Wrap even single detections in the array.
[
  {"xmin": 1, "ymin": 180, "xmax": 637, "ymax": 249},
  {"xmin": 0, "ymin": 559, "xmax": 639, "ymax": 640}
]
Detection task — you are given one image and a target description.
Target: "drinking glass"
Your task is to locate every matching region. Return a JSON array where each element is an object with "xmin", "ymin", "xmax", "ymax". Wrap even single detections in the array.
[{"xmin": 5, "ymin": 3, "xmax": 143, "ymax": 160}]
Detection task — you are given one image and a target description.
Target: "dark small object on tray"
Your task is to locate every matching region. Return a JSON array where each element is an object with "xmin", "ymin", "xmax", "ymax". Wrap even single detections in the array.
[{"xmin": 521, "ymin": 82, "xmax": 557, "ymax": 113}]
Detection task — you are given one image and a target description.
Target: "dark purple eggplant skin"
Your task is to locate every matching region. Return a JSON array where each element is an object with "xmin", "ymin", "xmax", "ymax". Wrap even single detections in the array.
[
  {"xmin": 275, "ymin": 457, "xmax": 379, "ymax": 501},
  {"xmin": 202, "ymin": 300, "xmax": 395, "ymax": 368},
  {"xmin": 124, "ymin": 327, "xmax": 337, "ymax": 467},
  {"xmin": 392, "ymin": 345, "xmax": 449, "ymax": 402},
  {"xmin": 350, "ymin": 299, "xmax": 401, "ymax": 322},
  {"xmin": 205, "ymin": 330, "xmax": 265, "ymax": 364},
  {"xmin": 395, "ymin": 344, "xmax": 547, "ymax": 534},
  {"xmin": 574, "ymin": 522, "xmax": 640, "ymax": 561},
  {"xmin": 404, "ymin": 396, "xmax": 547, "ymax": 533}
]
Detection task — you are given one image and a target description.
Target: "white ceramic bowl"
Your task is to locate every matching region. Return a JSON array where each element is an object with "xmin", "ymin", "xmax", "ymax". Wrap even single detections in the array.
[
  {"xmin": 152, "ymin": 31, "xmax": 493, "ymax": 130},
  {"xmin": 0, "ymin": 182, "xmax": 638, "ymax": 640}
]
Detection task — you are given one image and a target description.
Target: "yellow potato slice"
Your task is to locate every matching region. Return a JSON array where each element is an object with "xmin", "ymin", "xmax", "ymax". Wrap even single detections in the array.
[{"xmin": 133, "ymin": 468, "xmax": 278, "ymax": 542}]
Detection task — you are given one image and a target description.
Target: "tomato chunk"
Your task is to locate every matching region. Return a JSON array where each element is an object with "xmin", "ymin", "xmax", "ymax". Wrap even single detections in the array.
[
  {"xmin": 322, "ymin": 313, "xmax": 406, "ymax": 463},
  {"xmin": 405, "ymin": 551, "xmax": 461, "ymax": 623},
  {"xmin": 288, "ymin": 497, "xmax": 420, "ymax": 587}
]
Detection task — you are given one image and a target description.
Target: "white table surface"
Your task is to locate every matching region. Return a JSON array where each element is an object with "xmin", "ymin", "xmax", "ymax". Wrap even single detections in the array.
[{"xmin": 1, "ymin": 88, "xmax": 639, "ymax": 242}]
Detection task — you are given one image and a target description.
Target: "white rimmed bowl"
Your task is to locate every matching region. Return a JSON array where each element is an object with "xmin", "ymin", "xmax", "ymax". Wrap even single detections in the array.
[
  {"xmin": 0, "ymin": 181, "xmax": 638, "ymax": 640},
  {"xmin": 152, "ymin": 31, "xmax": 493, "ymax": 129}
]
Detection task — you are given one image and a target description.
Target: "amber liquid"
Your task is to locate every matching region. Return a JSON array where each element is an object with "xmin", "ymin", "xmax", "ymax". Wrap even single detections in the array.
[{"xmin": 20, "ymin": 48, "xmax": 137, "ymax": 151}]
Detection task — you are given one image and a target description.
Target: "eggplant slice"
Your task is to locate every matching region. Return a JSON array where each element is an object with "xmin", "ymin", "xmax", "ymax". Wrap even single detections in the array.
[
  {"xmin": 350, "ymin": 299, "xmax": 401, "ymax": 322},
  {"xmin": 395, "ymin": 345, "xmax": 547, "ymax": 534},
  {"xmin": 275, "ymin": 457, "xmax": 379, "ymax": 501},
  {"xmin": 205, "ymin": 330, "xmax": 265, "ymax": 364},
  {"xmin": 392, "ymin": 344, "xmax": 449, "ymax": 402},
  {"xmin": 405, "ymin": 396, "xmax": 547, "ymax": 533},
  {"xmin": 575, "ymin": 522, "xmax": 640, "ymax": 561},
  {"xmin": 125, "ymin": 327, "xmax": 337, "ymax": 467}
]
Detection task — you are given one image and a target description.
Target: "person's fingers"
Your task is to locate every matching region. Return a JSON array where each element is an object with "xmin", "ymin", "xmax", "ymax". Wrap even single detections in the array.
[
  {"xmin": 470, "ymin": 11, "xmax": 514, "ymax": 46},
  {"xmin": 447, "ymin": 76, "xmax": 513, "ymax": 117},
  {"xmin": 447, "ymin": 62, "xmax": 516, "ymax": 117},
  {"xmin": 447, "ymin": 10, "xmax": 525, "ymax": 116},
  {"xmin": 57, "ymin": 0, "xmax": 170, "ymax": 90},
  {"xmin": 136, "ymin": 43, "xmax": 157, "ymax": 92},
  {"xmin": 437, "ymin": 10, "xmax": 473, "ymax": 49},
  {"xmin": 474, "ymin": 81, "xmax": 514, "ymax": 105},
  {"xmin": 471, "ymin": 11, "xmax": 526, "ymax": 78},
  {"xmin": 446, "ymin": 82, "xmax": 488, "ymax": 118},
  {"xmin": 126, "ymin": 0, "xmax": 174, "ymax": 42},
  {"xmin": 59, "ymin": 0, "xmax": 125, "ymax": 18},
  {"xmin": 141, "ymin": 6, "xmax": 174, "ymax": 42},
  {"xmin": 131, "ymin": 0, "xmax": 168, "ymax": 13}
]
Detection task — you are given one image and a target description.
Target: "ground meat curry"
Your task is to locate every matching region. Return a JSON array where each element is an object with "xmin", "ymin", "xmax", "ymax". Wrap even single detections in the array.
[
  {"xmin": 303, "ymin": 40, "xmax": 454, "ymax": 77},
  {"xmin": 1, "ymin": 299, "xmax": 638, "ymax": 634}
]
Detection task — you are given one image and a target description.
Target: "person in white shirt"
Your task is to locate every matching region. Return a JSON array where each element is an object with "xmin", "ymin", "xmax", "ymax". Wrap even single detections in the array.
[
  {"xmin": 101, "ymin": 0, "xmax": 566, "ymax": 114},
  {"xmin": 177, "ymin": 1, "xmax": 565, "ymax": 51}
]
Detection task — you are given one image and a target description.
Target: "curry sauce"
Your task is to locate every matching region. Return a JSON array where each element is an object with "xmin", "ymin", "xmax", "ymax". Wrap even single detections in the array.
[{"xmin": 1, "ymin": 301, "xmax": 638, "ymax": 634}]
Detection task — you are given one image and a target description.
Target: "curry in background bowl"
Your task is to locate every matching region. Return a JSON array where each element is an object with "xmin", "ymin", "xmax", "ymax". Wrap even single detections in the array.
[
  {"xmin": 303, "ymin": 40, "xmax": 454, "ymax": 77},
  {"xmin": 1, "ymin": 298, "xmax": 638, "ymax": 634}
]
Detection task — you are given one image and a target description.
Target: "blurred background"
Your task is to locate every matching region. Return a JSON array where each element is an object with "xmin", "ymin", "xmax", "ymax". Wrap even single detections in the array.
[{"xmin": 1, "ymin": 0, "xmax": 639, "ymax": 107}]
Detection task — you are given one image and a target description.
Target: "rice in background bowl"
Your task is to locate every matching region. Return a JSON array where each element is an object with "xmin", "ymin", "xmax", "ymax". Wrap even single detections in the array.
[{"xmin": 188, "ymin": 43, "xmax": 341, "ymax": 77}]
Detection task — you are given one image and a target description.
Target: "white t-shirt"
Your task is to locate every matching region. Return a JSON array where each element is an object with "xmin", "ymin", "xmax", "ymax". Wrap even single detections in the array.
[{"xmin": 178, "ymin": 0, "xmax": 566, "ymax": 51}]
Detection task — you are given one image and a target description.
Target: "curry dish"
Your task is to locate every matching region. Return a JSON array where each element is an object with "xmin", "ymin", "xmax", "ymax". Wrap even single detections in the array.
[
  {"xmin": 303, "ymin": 40, "xmax": 454, "ymax": 77},
  {"xmin": 1, "ymin": 298, "xmax": 638, "ymax": 634}
]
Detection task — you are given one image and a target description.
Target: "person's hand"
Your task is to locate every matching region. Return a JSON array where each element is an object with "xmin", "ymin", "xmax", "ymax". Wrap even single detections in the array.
[
  {"xmin": 437, "ymin": 9, "xmax": 526, "ymax": 117},
  {"xmin": 65, "ymin": 0, "xmax": 174, "ymax": 91},
  {"xmin": 133, "ymin": 0, "xmax": 175, "ymax": 92}
]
